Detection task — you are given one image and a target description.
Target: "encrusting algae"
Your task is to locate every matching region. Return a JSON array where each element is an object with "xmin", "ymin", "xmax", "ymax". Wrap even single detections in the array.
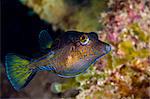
[
  {"xmin": 50, "ymin": 0, "xmax": 150, "ymax": 98},
  {"xmin": 19, "ymin": 0, "xmax": 108, "ymax": 32},
  {"xmin": 2, "ymin": 0, "xmax": 150, "ymax": 98}
]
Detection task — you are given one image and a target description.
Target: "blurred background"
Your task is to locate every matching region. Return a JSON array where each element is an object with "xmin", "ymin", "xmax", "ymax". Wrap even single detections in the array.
[{"xmin": 1, "ymin": 0, "xmax": 150, "ymax": 98}]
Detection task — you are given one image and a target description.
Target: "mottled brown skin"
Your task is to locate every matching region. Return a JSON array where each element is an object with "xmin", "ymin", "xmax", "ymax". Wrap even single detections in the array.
[
  {"xmin": 5, "ymin": 31, "xmax": 111, "ymax": 92},
  {"xmin": 28, "ymin": 31, "xmax": 110, "ymax": 77}
]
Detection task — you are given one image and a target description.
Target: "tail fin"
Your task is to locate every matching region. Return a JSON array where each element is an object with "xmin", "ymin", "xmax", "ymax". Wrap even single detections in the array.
[{"xmin": 5, "ymin": 53, "xmax": 36, "ymax": 91}]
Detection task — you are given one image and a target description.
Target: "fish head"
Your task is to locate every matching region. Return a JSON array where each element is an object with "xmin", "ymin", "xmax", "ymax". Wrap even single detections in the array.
[
  {"xmin": 86, "ymin": 32, "xmax": 111, "ymax": 58},
  {"xmin": 52, "ymin": 31, "xmax": 111, "ymax": 77},
  {"xmin": 67, "ymin": 31, "xmax": 111, "ymax": 60}
]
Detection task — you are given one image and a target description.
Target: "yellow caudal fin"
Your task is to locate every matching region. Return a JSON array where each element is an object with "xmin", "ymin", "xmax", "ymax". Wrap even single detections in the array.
[{"xmin": 5, "ymin": 53, "xmax": 36, "ymax": 91}]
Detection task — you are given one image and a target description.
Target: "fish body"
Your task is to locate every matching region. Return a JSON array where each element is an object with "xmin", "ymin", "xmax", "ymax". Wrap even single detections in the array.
[{"xmin": 5, "ymin": 31, "xmax": 111, "ymax": 90}]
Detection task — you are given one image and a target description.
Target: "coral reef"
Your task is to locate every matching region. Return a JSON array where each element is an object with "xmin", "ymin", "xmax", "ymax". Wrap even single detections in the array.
[
  {"xmin": 2, "ymin": 0, "xmax": 150, "ymax": 98},
  {"xmin": 53, "ymin": 0, "xmax": 150, "ymax": 98},
  {"xmin": 19, "ymin": 0, "xmax": 108, "ymax": 32}
]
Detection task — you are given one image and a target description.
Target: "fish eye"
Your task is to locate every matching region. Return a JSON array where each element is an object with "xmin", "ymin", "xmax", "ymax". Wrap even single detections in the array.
[{"xmin": 80, "ymin": 34, "xmax": 89, "ymax": 45}]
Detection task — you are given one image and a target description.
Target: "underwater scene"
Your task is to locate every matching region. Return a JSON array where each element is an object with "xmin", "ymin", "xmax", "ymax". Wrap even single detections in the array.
[{"xmin": 1, "ymin": 0, "xmax": 150, "ymax": 98}]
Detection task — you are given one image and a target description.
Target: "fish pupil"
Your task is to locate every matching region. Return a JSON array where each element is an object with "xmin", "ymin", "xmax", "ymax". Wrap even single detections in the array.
[
  {"xmin": 80, "ymin": 35, "xmax": 87, "ymax": 43},
  {"xmin": 82, "ymin": 36, "xmax": 85, "ymax": 40}
]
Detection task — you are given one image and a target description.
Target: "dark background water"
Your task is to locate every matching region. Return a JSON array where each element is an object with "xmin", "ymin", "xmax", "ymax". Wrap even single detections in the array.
[
  {"xmin": 1, "ymin": 0, "xmax": 63, "ymax": 62},
  {"xmin": 1, "ymin": 0, "xmax": 64, "ymax": 98}
]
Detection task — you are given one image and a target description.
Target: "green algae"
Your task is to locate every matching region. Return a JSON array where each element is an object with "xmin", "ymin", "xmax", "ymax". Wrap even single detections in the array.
[
  {"xmin": 18, "ymin": 0, "xmax": 150, "ymax": 98},
  {"xmin": 130, "ymin": 23, "xmax": 150, "ymax": 42},
  {"xmin": 58, "ymin": 22, "xmax": 150, "ymax": 98}
]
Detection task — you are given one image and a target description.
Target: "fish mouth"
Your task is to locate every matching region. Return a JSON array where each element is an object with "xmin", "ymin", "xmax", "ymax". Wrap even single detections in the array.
[{"xmin": 104, "ymin": 43, "xmax": 111, "ymax": 54}]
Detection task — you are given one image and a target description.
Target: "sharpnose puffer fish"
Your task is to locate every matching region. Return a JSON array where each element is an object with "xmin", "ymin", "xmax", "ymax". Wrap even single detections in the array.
[{"xmin": 5, "ymin": 30, "xmax": 111, "ymax": 91}]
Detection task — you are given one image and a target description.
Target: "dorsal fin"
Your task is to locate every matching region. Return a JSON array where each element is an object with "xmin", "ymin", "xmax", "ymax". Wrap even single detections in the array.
[{"xmin": 39, "ymin": 30, "xmax": 53, "ymax": 50}]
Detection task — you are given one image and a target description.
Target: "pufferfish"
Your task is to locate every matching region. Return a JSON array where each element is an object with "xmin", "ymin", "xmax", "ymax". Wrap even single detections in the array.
[{"xmin": 5, "ymin": 30, "xmax": 111, "ymax": 91}]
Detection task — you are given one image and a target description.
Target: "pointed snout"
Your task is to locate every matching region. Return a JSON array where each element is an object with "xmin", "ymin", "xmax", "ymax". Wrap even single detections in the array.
[{"xmin": 105, "ymin": 43, "xmax": 111, "ymax": 53}]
